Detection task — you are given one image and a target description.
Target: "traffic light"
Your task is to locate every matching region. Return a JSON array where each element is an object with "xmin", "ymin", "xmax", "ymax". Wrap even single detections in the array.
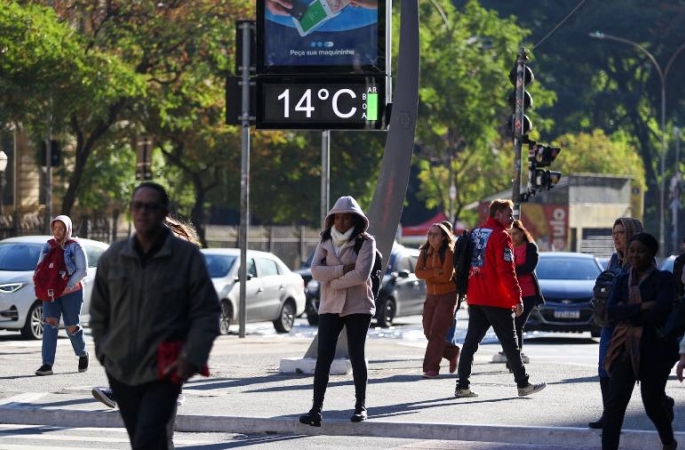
[
  {"xmin": 508, "ymin": 62, "xmax": 534, "ymax": 138},
  {"xmin": 531, "ymin": 143, "xmax": 560, "ymax": 167},
  {"xmin": 534, "ymin": 169, "xmax": 562, "ymax": 190},
  {"xmin": 527, "ymin": 140, "xmax": 562, "ymax": 192}
]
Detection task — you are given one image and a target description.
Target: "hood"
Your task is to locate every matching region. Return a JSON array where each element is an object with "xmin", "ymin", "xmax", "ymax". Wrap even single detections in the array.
[
  {"xmin": 614, "ymin": 217, "xmax": 643, "ymax": 265},
  {"xmin": 51, "ymin": 214, "xmax": 73, "ymax": 241},
  {"xmin": 324, "ymin": 196, "xmax": 370, "ymax": 232}
]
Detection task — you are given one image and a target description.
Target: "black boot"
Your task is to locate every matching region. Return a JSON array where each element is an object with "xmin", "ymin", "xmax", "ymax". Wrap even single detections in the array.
[
  {"xmin": 299, "ymin": 408, "xmax": 322, "ymax": 427},
  {"xmin": 299, "ymin": 396, "xmax": 323, "ymax": 428},
  {"xmin": 588, "ymin": 376, "xmax": 609, "ymax": 429},
  {"xmin": 351, "ymin": 398, "xmax": 367, "ymax": 423}
]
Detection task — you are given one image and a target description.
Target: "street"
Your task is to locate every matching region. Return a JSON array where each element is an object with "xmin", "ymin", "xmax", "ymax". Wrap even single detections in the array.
[{"xmin": 0, "ymin": 314, "xmax": 683, "ymax": 449}]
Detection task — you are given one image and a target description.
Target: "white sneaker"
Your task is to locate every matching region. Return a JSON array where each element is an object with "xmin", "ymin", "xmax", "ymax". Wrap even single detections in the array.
[
  {"xmin": 491, "ymin": 351, "xmax": 507, "ymax": 363},
  {"xmin": 455, "ymin": 387, "xmax": 478, "ymax": 398},
  {"xmin": 521, "ymin": 353, "xmax": 530, "ymax": 364},
  {"xmin": 177, "ymin": 393, "xmax": 185, "ymax": 406},
  {"xmin": 518, "ymin": 382, "xmax": 546, "ymax": 397}
]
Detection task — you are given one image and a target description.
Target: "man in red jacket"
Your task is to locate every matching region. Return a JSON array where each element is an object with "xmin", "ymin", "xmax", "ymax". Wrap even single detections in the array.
[{"xmin": 455, "ymin": 199, "xmax": 547, "ymax": 398}]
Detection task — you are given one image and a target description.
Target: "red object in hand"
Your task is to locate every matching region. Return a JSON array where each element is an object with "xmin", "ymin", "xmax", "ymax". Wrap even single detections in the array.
[{"xmin": 157, "ymin": 341, "xmax": 209, "ymax": 384}]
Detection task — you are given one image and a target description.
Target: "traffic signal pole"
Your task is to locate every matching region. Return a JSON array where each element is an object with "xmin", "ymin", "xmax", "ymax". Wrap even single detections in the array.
[{"xmin": 511, "ymin": 47, "xmax": 529, "ymax": 220}]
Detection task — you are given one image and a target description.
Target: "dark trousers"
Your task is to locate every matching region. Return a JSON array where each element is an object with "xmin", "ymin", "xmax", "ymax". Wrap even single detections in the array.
[
  {"xmin": 457, "ymin": 304, "xmax": 529, "ymax": 388},
  {"xmin": 108, "ymin": 374, "xmax": 181, "ymax": 450},
  {"xmin": 422, "ymin": 293, "xmax": 459, "ymax": 373},
  {"xmin": 312, "ymin": 313, "xmax": 372, "ymax": 409},
  {"xmin": 514, "ymin": 295, "xmax": 538, "ymax": 352},
  {"xmin": 602, "ymin": 354, "xmax": 674, "ymax": 450}
]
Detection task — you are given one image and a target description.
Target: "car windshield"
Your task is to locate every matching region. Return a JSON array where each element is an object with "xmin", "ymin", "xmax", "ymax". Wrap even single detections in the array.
[
  {"xmin": 0, "ymin": 243, "xmax": 42, "ymax": 271},
  {"xmin": 203, "ymin": 254, "xmax": 237, "ymax": 278},
  {"xmin": 536, "ymin": 257, "xmax": 601, "ymax": 281}
]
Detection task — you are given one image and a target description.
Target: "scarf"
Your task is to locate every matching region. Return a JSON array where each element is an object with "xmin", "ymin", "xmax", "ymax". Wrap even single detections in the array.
[
  {"xmin": 330, "ymin": 226, "xmax": 354, "ymax": 256},
  {"xmin": 603, "ymin": 266, "xmax": 653, "ymax": 379}
]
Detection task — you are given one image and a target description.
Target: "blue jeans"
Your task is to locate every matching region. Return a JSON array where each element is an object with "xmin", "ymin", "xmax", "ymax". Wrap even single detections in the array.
[
  {"xmin": 41, "ymin": 289, "xmax": 87, "ymax": 365},
  {"xmin": 598, "ymin": 324, "xmax": 615, "ymax": 378}
]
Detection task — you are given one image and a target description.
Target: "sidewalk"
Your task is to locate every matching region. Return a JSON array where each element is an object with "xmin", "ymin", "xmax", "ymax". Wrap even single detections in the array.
[{"xmin": 0, "ymin": 322, "xmax": 683, "ymax": 449}]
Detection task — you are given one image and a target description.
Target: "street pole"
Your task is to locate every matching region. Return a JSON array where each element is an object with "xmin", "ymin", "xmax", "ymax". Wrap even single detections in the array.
[
  {"xmin": 238, "ymin": 21, "xmax": 252, "ymax": 338},
  {"xmin": 674, "ymin": 127, "xmax": 682, "ymax": 252},
  {"xmin": 588, "ymin": 32, "xmax": 685, "ymax": 257},
  {"xmin": 320, "ymin": 130, "xmax": 330, "ymax": 230},
  {"xmin": 511, "ymin": 47, "xmax": 529, "ymax": 220}
]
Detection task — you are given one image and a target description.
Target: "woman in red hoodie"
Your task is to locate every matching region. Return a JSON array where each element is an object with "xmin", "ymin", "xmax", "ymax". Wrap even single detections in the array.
[{"xmin": 416, "ymin": 223, "xmax": 459, "ymax": 378}]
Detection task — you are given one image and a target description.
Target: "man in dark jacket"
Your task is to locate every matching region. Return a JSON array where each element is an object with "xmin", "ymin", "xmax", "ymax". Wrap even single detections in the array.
[
  {"xmin": 90, "ymin": 182, "xmax": 220, "ymax": 450},
  {"xmin": 673, "ymin": 237, "xmax": 685, "ymax": 297},
  {"xmin": 454, "ymin": 199, "xmax": 546, "ymax": 398}
]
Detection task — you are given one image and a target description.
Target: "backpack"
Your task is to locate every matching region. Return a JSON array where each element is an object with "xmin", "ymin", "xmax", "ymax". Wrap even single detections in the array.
[
  {"xmin": 33, "ymin": 239, "xmax": 73, "ymax": 301},
  {"xmin": 452, "ymin": 229, "xmax": 474, "ymax": 298},
  {"xmin": 353, "ymin": 235, "xmax": 383, "ymax": 301},
  {"xmin": 590, "ymin": 269, "xmax": 619, "ymax": 327}
]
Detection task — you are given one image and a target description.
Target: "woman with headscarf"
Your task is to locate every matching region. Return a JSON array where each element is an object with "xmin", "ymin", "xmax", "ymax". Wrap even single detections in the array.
[
  {"xmin": 299, "ymin": 196, "xmax": 376, "ymax": 427},
  {"xmin": 34, "ymin": 215, "xmax": 89, "ymax": 376},
  {"xmin": 589, "ymin": 217, "xmax": 643, "ymax": 429},
  {"xmin": 415, "ymin": 223, "xmax": 459, "ymax": 378},
  {"xmin": 601, "ymin": 232, "xmax": 679, "ymax": 450}
]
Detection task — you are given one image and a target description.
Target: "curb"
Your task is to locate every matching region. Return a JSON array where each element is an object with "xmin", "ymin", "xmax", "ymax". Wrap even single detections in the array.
[{"xmin": 0, "ymin": 407, "xmax": 678, "ymax": 449}]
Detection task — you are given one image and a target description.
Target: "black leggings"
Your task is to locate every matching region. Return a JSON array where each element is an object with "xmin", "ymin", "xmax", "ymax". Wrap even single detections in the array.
[{"xmin": 313, "ymin": 313, "xmax": 372, "ymax": 408}]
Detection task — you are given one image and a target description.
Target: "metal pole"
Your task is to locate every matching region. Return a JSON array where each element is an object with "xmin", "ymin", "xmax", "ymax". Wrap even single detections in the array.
[
  {"xmin": 238, "ymin": 21, "xmax": 252, "ymax": 338},
  {"xmin": 511, "ymin": 47, "xmax": 528, "ymax": 220},
  {"xmin": 45, "ymin": 126, "xmax": 53, "ymax": 232},
  {"xmin": 12, "ymin": 126, "xmax": 18, "ymax": 236},
  {"xmin": 660, "ymin": 85, "xmax": 666, "ymax": 256},
  {"xmin": 675, "ymin": 127, "xmax": 682, "ymax": 252},
  {"xmin": 321, "ymin": 130, "xmax": 330, "ymax": 229}
]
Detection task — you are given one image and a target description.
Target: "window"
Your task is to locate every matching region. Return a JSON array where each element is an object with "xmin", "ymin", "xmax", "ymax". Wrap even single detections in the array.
[
  {"xmin": 0, "ymin": 243, "xmax": 42, "ymax": 271},
  {"xmin": 256, "ymin": 258, "xmax": 279, "ymax": 277}
]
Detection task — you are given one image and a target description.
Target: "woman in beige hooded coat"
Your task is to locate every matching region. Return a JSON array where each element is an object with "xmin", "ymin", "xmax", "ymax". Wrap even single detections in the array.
[{"xmin": 299, "ymin": 196, "xmax": 376, "ymax": 427}]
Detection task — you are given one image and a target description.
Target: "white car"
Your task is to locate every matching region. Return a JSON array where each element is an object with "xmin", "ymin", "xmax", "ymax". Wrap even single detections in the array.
[
  {"xmin": 0, "ymin": 235, "xmax": 109, "ymax": 340},
  {"xmin": 201, "ymin": 248, "xmax": 306, "ymax": 334}
]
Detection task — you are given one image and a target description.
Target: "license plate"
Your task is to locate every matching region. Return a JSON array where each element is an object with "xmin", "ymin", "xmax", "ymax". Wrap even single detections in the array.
[{"xmin": 554, "ymin": 310, "xmax": 580, "ymax": 319}]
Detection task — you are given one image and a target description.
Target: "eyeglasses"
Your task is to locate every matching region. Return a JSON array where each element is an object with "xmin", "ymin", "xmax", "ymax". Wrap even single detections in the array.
[
  {"xmin": 130, "ymin": 201, "xmax": 164, "ymax": 212},
  {"xmin": 612, "ymin": 230, "xmax": 625, "ymax": 237},
  {"xmin": 427, "ymin": 231, "xmax": 442, "ymax": 238}
]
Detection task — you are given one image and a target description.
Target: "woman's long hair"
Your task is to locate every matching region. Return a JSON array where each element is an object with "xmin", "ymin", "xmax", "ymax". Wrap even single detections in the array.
[
  {"xmin": 511, "ymin": 220, "xmax": 534, "ymax": 244},
  {"xmin": 419, "ymin": 223, "xmax": 455, "ymax": 263}
]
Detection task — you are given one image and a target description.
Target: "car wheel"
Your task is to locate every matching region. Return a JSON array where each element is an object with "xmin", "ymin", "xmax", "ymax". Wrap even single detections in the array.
[
  {"xmin": 219, "ymin": 299, "xmax": 232, "ymax": 335},
  {"xmin": 590, "ymin": 326, "xmax": 601, "ymax": 338},
  {"xmin": 274, "ymin": 300, "xmax": 296, "ymax": 333},
  {"xmin": 305, "ymin": 297, "xmax": 319, "ymax": 326},
  {"xmin": 376, "ymin": 297, "xmax": 396, "ymax": 328},
  {"xmin": 21, "ymin": 302, "xmax": 44, "ymax": 340}
]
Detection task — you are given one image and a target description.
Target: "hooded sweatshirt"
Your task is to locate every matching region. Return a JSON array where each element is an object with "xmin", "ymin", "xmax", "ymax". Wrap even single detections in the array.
[
  {"xmin": 38, "ymin": 215, "xmax": 88, "ymax": 292},
  {"xmin": 311, "ymin": 196, "xmax": 376, "ymax": 316}
]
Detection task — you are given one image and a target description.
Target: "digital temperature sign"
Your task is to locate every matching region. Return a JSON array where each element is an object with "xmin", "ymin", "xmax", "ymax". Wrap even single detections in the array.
[{"xmin": 256, "ymin": 76, "xmax": 387, "ymax": 130}]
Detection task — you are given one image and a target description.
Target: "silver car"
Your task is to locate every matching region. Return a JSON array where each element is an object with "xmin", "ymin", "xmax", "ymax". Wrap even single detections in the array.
[
  {"xmin": 201, "ymin": 248, "xmax": 306, "ymax": 334},
  {"xmin": 0, "ymin": 235, "xmax": 109, "ymax": 339}
]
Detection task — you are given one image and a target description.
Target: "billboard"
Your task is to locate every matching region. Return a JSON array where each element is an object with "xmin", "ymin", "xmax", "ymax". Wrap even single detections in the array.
[{"xmin": 257, "ymin": 0, "xmax": 388, "ymax": 75}]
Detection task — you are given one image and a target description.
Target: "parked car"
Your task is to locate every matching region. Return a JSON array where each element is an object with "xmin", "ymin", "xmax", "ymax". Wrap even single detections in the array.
[
  {"xmin": 0, "ymin": 235, "xmax": 109, "ymax": 340},
  {"xmin": 201, "ymin": 248, "xmax": 306, "ymax": 334},
  {"xmin": 526, "ymin": 252, "xmax": 604, "ymax": 338},
  {"xmin": 293, "ymin": 251, "xmax": 319, "ymax": 326},
  {"xmin": 304, "ymin": 243, "xmax": 427, "ymax": 328}
]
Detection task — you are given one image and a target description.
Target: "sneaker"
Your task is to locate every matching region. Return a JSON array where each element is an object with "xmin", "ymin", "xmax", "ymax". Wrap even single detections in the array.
[
  {"xmin": 491, "ymin": 351, "xmax": 507, "ymax": 363},
  {"xmin": 177, "ymin": 393, "xmax": 185, "ymax": 406},
  {"xmin": 35, "ymin": 364, "xmax": 53, "ymax": 376},
  {"xmin": 455, "ymin": 386, "xmax": 478, "ymax": 398},
  {"xmin": 92, "ymin": 387, "xmax": 117, "ymax": 408},
  {"xmin": 521, "ymin": 353, "xmax": 530, "ymax": 364},
  {"xmin": 518, "ymin": 382, "xmax": 547, "ymax": 397},
  {"xmin": 78, "ymin": 353, "xmax": 89, "ymax": 373},
  {"xmin": 422, "ymin": 370, "xmax": 439, "ymax": 379}
]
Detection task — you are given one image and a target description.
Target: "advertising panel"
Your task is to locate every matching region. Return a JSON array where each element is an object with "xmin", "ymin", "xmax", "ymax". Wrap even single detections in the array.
[{"xmin": 257, "ymin": 0, "xmax": 387, "ymax": 75}]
